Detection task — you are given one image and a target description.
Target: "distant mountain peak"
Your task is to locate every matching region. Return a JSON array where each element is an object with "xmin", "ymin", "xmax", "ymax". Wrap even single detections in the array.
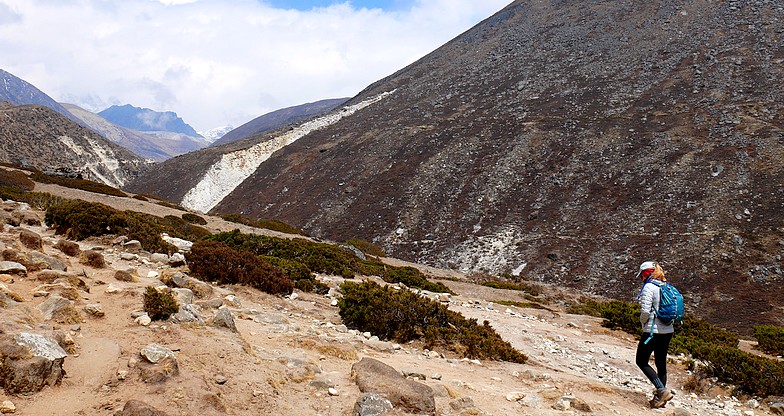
[
  {"xmin": 0, "ymin": 68, "xmax": 84, "ymax": 125},
  {"xmin": 98, "ymin": 104, "xmax": 201, "ymax": 137}
]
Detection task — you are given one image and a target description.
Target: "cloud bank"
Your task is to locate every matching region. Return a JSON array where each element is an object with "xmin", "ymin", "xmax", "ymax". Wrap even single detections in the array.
[{"xmin": 0, "ymin": 0, "xmax": 510, "ymax": 130}]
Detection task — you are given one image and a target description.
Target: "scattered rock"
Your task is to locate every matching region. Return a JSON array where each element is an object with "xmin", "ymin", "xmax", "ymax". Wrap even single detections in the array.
[
  {"xmin": 0, "ymin": 400, "xmax": 15, "ymax": 414},
  {"xmin": 169, "ymin": 303, "xmax": 204, "ymax": 325},
  {"xmin": 122, "ymin": 240, "xmax": 142, "ymax": 252},
  {"xmin": 150, "ymin": 253, "xmax": 169, "ymax": 264},
  {"xmin": 27, "ymin": 251, "xmax": 68, "ymax": 272},
  {"xmin": 135, "ymin": 314, "xmax": 152, "ymax": 326},
  {"xmin": 0, "ymin": 332, "xmax": 67, "ymax": 394},
  {"xmin": 169, "ymin": 272, "xmax": 212, "ymax": 298},
  {"xmin": 168, "ymin": 252, "xmax": 186, "ymax": 266},
  {"xmin": 212, "ymin": 308, "xmax": 237, "ymax": 332},
  {"xmin": 79, "ymin": 250, "xmax": 105, "ymax": 268},
  {"xmin": 0, "ymin": 261, "xmax": 26, "ymax": 276},
  {"xmin": 161, "ymin": 234, "xmax": 192, "ymax": 252},
  {"xmin": 53, "ymin": 240, "xmax": 80, "ymax": 257},
  {"xmin": 38, "ymin": 294, "xmax": 83, "ymax": 323},
  {"xmin": 114, "ymin": 270, "xmax": 135, "ymax": 282},
  {"xmin": 119, "ymin": 400, "xmax": 170, "ymax": 416},
  {"xmin": 140, "ymin": 343, "xmax": 176, "ymax": 364},
  {"xmin": 353, "ymin": 392, "xmax": 393, "ymax": 416},
  {"xmin": 172, "ymin": 288, "xmax": 194, "ymax": 305},
  {"xmin": 84, "ymin": 303, "xmax": 105, "ymax": 317},
  {"xmin": 449, "ymin": 397, "xmax": 476, "ymax": 411},
  {"xmin": 18, "ymin": 229, "xmax": 42, "ymax": 250}
]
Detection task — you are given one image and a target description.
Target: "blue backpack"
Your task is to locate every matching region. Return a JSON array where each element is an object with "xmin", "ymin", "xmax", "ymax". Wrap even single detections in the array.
[{"xmin": 654, "ymin": 282, "xmax": 685, "ymax": 325}]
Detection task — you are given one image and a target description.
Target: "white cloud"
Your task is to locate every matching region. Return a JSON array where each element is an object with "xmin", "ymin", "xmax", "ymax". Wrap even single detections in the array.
[{"xmin": 0, "ymin": 0, "xmax": 510, "ymax": 130}]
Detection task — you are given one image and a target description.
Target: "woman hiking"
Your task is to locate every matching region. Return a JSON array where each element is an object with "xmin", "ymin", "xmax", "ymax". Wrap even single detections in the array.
[{"xmin": 635, "ymin": 261, "xmax": 675, "ymax": 409}]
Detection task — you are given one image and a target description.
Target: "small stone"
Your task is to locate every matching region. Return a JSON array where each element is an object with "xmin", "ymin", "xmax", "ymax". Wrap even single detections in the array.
[
  {"xmin": 328, "ymin": 387, "xmax": 339, "ymax": 396},
  {"xmin": 135, "ymin": 314, "xmax": 152, "ymax": 326},
  {"xmin": 117, "ymin": 369, "xmax": 128, "ymax": 380},
  {"xmin": 0, "ymin": 400, "xmax": 15, "ymax": 414},
  {"xmin": 84, "ymin": 303, "xmax": 105, "ymax": 317},
  {"xmin": 506, "ymin": 391, "xmax": 526, "ymax": 401},
  {"xmin": 105, "ymin": 284, "xmax": 122, "ymax": 294},
  {"xmin": 140, "ymin": 343, "xmax": 176, "ymax": 364},
  {"xmin": 362, "ymin": 332, "xmax": 372, "ymax": 339},
  {"xmin": 215, "ymin": 375, "xmax": 227, "ymax": 385},
  {"xmin": 431, "ymin": 373, "xmax": 442, "ymax": 380}
]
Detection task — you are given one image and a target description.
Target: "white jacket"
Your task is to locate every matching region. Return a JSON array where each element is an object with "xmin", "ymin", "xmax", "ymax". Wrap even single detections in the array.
[{"xmin": 638, "ymin": 280, "xmax": 675, "ymax": 334}]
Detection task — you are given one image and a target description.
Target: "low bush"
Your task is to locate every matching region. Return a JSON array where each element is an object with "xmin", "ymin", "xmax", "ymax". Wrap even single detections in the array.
[
  {"xmin": 181, "ymin": 212, "xmax": 208, "ymax": 225},
  {"xmin": 187, "ymin": 240, "xmax": 293, "ymax": 295},
  {"xmin": 156, "ymin": 200, "xmax": 186, "ymax": 211},
  {"xmin": 221, "ymin": 213, "xmax": 306, "ymax": 235},
  {"xmin": 753, "ymin": 325, "xmax": 784, "ymax": 357},
  {"xmin": 338, "ymin": 281, "xmax": 526, "ymax": 363},
  {"xmin": 345, "ymin": 238, "xmax": 386, "ymax": 257},
  {"xmin": 0, "ymin": 169, "xmax": 35, "ymax": 193},
  {"xmin": 44, "ymin": 199, "xmax": 210, "ymax": 253},
  {"xmin": 689, "ymin": 343, "xmax": 784, "ymax": 397},
  {"xmin": 482, "ymin": 281, "xmax": 541, "ymax": 296},
  {"xmin": 209, "ymin": 230, "xmax": 450, "ymax": 292},
  {"xmin": 381, "ymin": 266, "xmax": 452, "ymax": 294},
  {"xmin": 29, "ymin": 170, "xmax": 127, "ymax": 197},
  {"xmin": 143, "ymin": 286, "xmax": 179, "ymax": 320}
]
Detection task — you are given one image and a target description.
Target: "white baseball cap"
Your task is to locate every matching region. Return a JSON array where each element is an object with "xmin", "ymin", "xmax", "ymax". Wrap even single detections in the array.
[{"xmin": 635, "ymin": 261, "xmax": 656, "ymax": 278}]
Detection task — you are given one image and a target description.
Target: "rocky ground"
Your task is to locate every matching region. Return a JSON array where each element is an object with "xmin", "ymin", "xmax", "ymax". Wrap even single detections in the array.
[{"xmin": 0, "ymin": 183, "xmax": 781, "ymax": 416}]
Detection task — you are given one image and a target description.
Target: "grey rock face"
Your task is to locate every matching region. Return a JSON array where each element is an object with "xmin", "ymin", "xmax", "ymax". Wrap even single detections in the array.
[{"xmin": 211, "ymin": 309, "xmax": 237, "ymax": 332}]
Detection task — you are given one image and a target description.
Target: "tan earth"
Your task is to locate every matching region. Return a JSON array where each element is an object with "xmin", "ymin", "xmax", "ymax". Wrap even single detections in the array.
[{"xmin": 0, "ymin": 182, "xmax": 776, "ymax": 416}]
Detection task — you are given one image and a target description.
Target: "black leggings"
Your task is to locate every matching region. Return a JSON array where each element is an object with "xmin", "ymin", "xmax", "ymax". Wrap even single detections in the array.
[{"xmin": 636, "ymin": 332, "xmax": 673, "ymax": 390}]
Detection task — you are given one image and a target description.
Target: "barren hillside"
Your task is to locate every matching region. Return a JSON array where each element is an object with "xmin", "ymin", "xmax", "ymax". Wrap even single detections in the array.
[{"xmin": 0, "ymin": 178, "xmax": 780, "ymax": 415}]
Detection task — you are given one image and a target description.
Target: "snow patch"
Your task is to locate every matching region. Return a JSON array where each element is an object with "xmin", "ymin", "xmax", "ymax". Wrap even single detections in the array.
[{"xmin": 181, "ymin": 91, "xmax": 396, "ymax": 213}]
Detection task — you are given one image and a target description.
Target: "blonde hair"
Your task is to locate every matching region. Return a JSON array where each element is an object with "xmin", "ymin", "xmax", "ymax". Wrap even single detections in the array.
[{"xmin": 651, "ymin": 262, "xmax": 666, "ymax": 281}]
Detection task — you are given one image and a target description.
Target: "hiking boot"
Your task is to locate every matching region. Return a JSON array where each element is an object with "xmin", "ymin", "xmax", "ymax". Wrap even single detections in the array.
[{"xmin": 649, "ymin": 388, "xmax": 674, "ymax": 409}]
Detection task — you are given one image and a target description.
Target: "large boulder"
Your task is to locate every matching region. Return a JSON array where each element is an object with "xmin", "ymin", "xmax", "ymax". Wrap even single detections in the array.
[
  {"xmin": 0, "ymin": 332, "xmax": 67, "ymax": 394},
  {"xmin": 18, "ymin": 229, "xmax": 42, "ymax": 250},
  {"xmin": 351, "ymin": 357, "xmax": 435, "ymax": 415}
]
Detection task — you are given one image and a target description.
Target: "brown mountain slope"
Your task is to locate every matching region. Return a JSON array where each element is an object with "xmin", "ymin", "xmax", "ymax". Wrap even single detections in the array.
[
  {"xmin": 131, "ymin": 0, "xmax": 784, "ymax": 333},
  {"xmin": 0, "ymin": 103, "xmax": 150, "ymax": 187}
]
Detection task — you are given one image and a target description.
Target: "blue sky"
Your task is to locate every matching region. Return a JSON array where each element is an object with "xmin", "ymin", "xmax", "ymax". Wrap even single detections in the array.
[{"xmin": 0, "ymin": 0, "xmax": 510, "ymax": 130}]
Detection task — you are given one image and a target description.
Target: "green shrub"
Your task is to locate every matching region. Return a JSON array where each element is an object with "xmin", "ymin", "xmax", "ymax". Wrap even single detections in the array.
[
  {"xmin": 44, "ymin": 199, "xmax": 211, "ymax": 253},
  {"xmin": 29, "ymin": 170, "xmax": 126, "ymax": 197},
  {"xmin": 209, "ymin": 230, "xmax": 450, "ymax": 292},
  {"xmin": 345, "ymin": 238, "xmax": 386, "ymax": 257},
  {"xmin": 187, "ymin": 240, "xmax": 293, "ymax": 295},
  {"xmin": 143, "ymin": 286, "xmax": 180, "ymax": 320},
  {"xmin": 0, "ymin": 169, "xmax": 34, "ymax": 192},
  {"xmin": 220, "ymin": 213, "xmax": 306, "ymax": 235},
  {"xmin": 46, "ymin": 199, "xmax": 128, "ymax": 240},
  {"xmin": 156, "ymin": 200, "xmax": 186, "ymax": 211},
  {"xmin": 181, "ymin": 212, "xmax": 208, "ymax": 225},
  {"xmin": 690, "ymin": 343, "xmax": 784, "ymax": 396},
  {"xmin": 210, "ymin": 230, "xmax": 356, "ymax": 278},
  {"xmin": 256, "ymin": 218, "xmax": 307, "ymax": 235},
  {"xmin": 753, "ymin": 325, "xmax": 784, "ymax": 356},
  {"xmin": 381, "ymin": 266, "xmax": 452, "ymax": 294},
  {"xmin": 482, "ymin": 281, "xmax": 541, "ymax": 296},
  {"xmin": 262, "ymin": 256, "xmax": 314, "ymax": 281},
  {"xmin": 670, "ymin": 316, "xmax": 739, "ymax": 355},
  {"xmin": 338, "ymin": 281, "xmax": 526, "ymax": 363}
]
